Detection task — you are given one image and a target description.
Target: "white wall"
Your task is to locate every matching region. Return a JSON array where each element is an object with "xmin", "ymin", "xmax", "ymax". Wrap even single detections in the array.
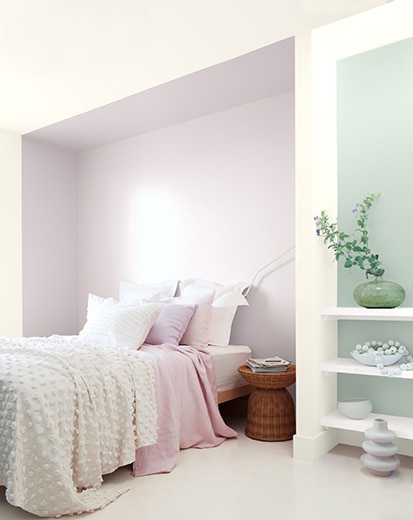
[
  {"xmin": 0, "ymin": 130, "xmax": 22, "ymax": 336},
  {"xmin": 22, "ymin": 138, "xmax": 79, "ymax": 336},
  {"xmin": 78, "ymin": 93, "xmax": 295, "ymax": 358}
]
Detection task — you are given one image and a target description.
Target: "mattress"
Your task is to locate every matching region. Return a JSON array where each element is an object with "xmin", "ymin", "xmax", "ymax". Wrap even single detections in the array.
[{"xmin": 207, "ymin": 344, "xmax": 251, "ymax": 392}]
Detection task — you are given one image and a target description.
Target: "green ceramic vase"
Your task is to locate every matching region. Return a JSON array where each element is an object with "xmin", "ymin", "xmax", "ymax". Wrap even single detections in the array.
[{"xmin": 353, "ymin": 276, "xmax": 406, "ymax": 309}]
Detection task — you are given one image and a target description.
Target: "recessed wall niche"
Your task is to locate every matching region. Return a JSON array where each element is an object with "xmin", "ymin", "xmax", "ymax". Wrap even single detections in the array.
[{"xmin": 337, "ymin": 37, "xmax": 413, "ymax": 417}]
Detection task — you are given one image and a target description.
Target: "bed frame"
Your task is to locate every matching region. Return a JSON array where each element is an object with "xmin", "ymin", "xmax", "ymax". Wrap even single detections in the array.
[{"xmin": 217, "ymin": 383, "xmax": 253, "ymax": 404}]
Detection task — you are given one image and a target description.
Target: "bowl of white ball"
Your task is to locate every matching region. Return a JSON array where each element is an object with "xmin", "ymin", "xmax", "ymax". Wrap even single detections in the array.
[{"xmin": 350, "ymin": 340, "xmax": 406, "ymax": 367}]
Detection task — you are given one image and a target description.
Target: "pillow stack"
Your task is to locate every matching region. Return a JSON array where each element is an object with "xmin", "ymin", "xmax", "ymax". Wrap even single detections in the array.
[{"xmin": 79, "ymin": 278, "xmax": 247, "ymax": 349}]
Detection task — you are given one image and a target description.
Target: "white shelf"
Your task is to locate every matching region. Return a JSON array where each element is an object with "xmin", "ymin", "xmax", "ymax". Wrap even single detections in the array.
[
  {"xmin": 321, "ymin": 307, "xmax": 413, "ymax": 321},
  {"xmin": 319, "ymin": 306, "xmax": 413, "ymax": 453},
  {"xmin": 322, "ymin": 410, "xmax": 413, "ymax": 440},
  {"xmin": 321, "ymin": 358, "xmax": 413, "ymax": 379}
]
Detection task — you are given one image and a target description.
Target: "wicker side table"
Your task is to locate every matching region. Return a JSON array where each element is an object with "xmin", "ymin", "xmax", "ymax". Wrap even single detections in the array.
[{"xmin": 237, "ymin": 364, "xmax": 296, "ymax": 441}]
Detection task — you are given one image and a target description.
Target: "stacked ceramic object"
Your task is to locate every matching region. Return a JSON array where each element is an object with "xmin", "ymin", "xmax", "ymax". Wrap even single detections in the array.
[{"xmin": 361, "ymin": 418, "xmax": 399, "ymax": 477}]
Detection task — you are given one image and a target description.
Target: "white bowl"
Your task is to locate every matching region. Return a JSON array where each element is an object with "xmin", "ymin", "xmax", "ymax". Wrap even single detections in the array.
[
  {"xmin": 350, "ymin": 351, "xmax": 403, "ymax": 366},
  {"xmin": 338, "ymin": 398, "xmax": 373, "ymax": 420}
]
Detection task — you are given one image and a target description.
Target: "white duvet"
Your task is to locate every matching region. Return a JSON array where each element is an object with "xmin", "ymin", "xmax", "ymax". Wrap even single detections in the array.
[{"xmin": 0, "ymin": 335, "xmax": 157, "ymax": 517}]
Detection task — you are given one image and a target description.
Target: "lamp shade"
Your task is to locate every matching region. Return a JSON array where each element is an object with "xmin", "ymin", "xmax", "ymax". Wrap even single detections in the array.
[{"xmin": 212, "ymin": 288, "xmax": 249, "ymax": 308}]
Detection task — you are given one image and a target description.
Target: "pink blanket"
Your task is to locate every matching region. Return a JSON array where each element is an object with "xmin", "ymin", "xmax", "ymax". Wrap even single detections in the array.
[{"xmin": 133, "ymin": 344, "xmax": 237, "ymax": 476}]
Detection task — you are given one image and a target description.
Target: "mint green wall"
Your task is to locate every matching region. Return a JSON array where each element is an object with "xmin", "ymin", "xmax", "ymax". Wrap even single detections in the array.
[{"xmin": 337, "ymin": 37, "xmax": 413, "ymax": 417}]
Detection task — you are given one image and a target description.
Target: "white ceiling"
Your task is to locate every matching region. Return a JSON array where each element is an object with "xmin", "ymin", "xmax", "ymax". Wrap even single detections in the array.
[
  {"xmin": 1, "ymin": 0, "xmax": 391, "ymax": 142},
  {"xmin": 25, "ymin": 38, "xmax": 295, "ymax": 151},
  {"xmin": 1, "ymin": 0, "xmax": 299, "ymax": 135}
]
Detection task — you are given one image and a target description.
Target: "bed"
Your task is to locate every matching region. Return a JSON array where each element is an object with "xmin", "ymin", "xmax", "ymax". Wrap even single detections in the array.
[
  {"xmin": 0, "ymin": 278, "xmax": 253, "ymax": 517},
  {"xmin": 209, "ymin": 345, "xmax": 253, "ymax": 403}
]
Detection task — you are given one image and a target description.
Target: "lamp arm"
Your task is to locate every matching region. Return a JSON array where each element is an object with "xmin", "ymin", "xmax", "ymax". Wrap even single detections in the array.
[{"xmin": 243, "ymin": 245, "xmax": 295, "ymax": 297}]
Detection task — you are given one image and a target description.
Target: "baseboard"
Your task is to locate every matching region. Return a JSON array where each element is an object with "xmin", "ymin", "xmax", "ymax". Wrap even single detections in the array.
[{"xmin": 293, "ymin": 428, "xmax": 339, "ymax": 462}]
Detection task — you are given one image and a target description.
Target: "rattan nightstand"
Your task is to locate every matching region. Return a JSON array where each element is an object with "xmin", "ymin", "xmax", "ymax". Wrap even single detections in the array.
[{"xmin": 237, "ymin": 364, "xmax": 296, "ymax": 441}]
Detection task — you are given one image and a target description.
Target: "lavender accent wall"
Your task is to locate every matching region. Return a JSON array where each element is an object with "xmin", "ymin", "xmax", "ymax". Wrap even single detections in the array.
[
  {"xmin": 77, "ymin": 93, "xmax": 295, "ymax": 359},
  {"xmin": 22, "ymin": 138, "xmax": 79, "ymax": 336},
  {"xmin": 20, "ymin": 91, "xmax": 294, "ymax": 360}
]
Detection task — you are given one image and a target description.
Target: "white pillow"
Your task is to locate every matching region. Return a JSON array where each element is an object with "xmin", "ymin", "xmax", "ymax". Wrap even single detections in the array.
[
  {"xmin": 179, "ymin": 279, "xmax": 248, "ymax": 346},
  {"xmin": 119, "ymin": 279, "xmax": 178, "ymax": 304},
  {"xmin": 177, "ymin": 292, "xmax": 215, "ymax": 347},
  {"xmin": 79, "ymin": 293, "xmax": 162, "ymax": 349}
]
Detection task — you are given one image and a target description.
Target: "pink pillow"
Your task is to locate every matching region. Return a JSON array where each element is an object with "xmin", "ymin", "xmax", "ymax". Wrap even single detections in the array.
[
  {"xmin": 145, "ymin": 304, "xmax": 196, "ymax": 345},
  {"xmin": 178, "ymin": 292, "xmax": 215, "ymax": 347},
  {"xmin": 179, "ymin": 279, "xmax": 248, "ymax": 346}
]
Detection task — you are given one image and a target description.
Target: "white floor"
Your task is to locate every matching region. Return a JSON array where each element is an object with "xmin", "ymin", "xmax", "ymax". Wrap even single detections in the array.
[{"xmin": 1, "ymin": 414, "xmax": 413, "ymax": 520}]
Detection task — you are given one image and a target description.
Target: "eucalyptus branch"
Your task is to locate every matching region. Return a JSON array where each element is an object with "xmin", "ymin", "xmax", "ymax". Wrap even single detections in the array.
[{"xmin": 314, "ymin": 193, "xmax": 384, "ymax": 278}]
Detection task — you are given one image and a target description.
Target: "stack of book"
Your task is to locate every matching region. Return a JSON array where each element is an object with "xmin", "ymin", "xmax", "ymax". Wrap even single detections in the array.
[{"xmin": 246, "ymin": 356, "xmax": 290, "ymax": 373}]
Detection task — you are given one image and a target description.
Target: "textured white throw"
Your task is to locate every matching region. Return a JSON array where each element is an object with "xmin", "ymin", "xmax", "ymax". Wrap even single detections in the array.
[{"xmin": 0, "ymin": 335, "xmax": 157, "ymax": 517}]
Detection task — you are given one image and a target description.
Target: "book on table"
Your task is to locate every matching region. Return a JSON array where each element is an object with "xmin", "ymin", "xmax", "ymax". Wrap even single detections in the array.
[{"xmin": 246, "ymin": 356, "xmax": 290, "ymax": 373}]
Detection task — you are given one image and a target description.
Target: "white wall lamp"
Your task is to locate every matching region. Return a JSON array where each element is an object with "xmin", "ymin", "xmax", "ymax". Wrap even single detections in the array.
[{"xmin": 212, "ymin": 245, "xmax": 296, "ymax": 308}]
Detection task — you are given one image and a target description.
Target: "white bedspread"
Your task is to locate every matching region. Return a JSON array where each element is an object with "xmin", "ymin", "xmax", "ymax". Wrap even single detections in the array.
[{"xmin": 0, "ymin": 335, "xmax": 157, "ymax": 517}]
